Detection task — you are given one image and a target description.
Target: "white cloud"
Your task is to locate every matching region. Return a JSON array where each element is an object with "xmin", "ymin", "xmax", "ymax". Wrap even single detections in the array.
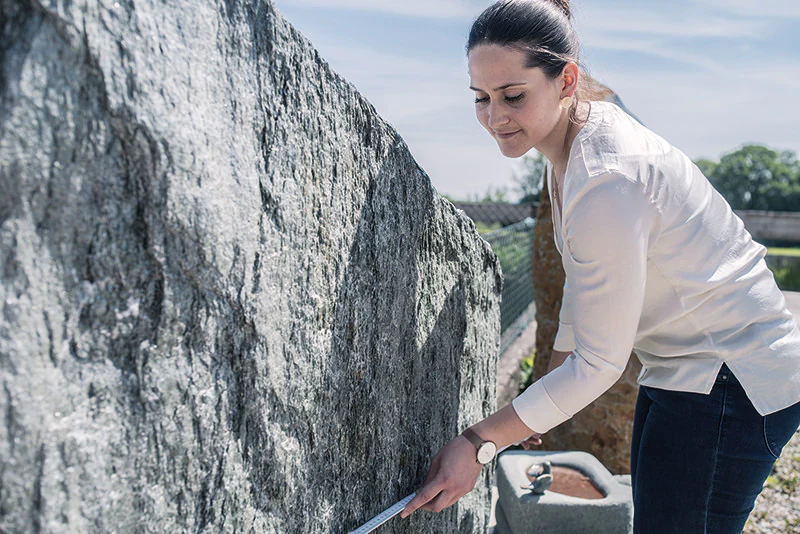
[
  {"xmin": 300, "ymin": 38, "xmax": 472, "ymax": 121},
  {"xmin": 282, "ymin": 0, "xmax": 487, "ymax": 20},
  {"xmin": 691, "ymin": 0, "xmax": 800, "ymax": 19},
  {"xmin": 574, "ymin": 4, "xmax": 764, "ymax": 40},
  {"xmin": 579, "ymin": 31, "xmax": 725, "ymax": 72},
  {"xmin": 593, "ymin": 61, "xmax": 800, "ymax": 160},
  {"xmin": 410, "ymin": 140, "xmax": 523, "ymax": 200}
]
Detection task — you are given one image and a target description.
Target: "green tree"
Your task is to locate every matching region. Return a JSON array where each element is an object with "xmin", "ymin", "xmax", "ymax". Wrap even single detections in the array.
[
  {"xmin": 697, "ymin": 145, "xmax": 800, "ymax": 212},
  {"xmin": 513, "ymin": 151, "xmax": 548, "ymax": 203},
  {"xmin": 476, "ymin": 184, "xmax": 511, "ymax": 203},
  {"xmin": 694, "ymin": 158, "xmax": 718, "ymax": 180}
]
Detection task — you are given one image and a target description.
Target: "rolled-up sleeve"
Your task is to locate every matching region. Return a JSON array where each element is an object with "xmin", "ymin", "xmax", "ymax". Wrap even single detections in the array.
[{"xmin": 512, "ymin": 172, "xmax": 654, "ymax": 433}]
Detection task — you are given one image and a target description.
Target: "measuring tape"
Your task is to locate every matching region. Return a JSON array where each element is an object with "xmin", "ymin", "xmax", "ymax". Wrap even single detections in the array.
[
  {"xmin": 347, "ymin": 492, "xmax": 416, "ymax": 534},
  {"xmin": 347, "ymin": 441, "xmax": 522, "ymax": 532}
]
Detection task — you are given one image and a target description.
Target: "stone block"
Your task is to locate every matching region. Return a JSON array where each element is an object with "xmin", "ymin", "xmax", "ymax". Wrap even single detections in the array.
[
  {"xmin": 494, "ymin": 502, "xmax": 513, "ymax": 534},
  {"xmin": 0, "ymin": 1, "xmax": 501, "ymax": 532}
]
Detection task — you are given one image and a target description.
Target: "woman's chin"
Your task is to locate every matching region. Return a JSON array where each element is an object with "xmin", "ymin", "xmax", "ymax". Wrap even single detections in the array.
[{"xmin": 497, "ymin": 144, "xmax": 530, "ymax": 159}]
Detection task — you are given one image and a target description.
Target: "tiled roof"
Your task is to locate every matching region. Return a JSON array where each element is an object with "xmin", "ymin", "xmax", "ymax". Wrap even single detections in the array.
[{"xmin": 453, "ymin": 202, "xmax": 537, "ymax": 226}]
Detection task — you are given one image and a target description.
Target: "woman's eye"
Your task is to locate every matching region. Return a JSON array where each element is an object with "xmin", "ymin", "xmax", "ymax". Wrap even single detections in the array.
[
  {"xmin": 474, "ymin": 96, "xmax": 489, "ymax": 104},
  {"xmin": 505, "ymin": 93, "xmax": 524, "ymax": 103}
]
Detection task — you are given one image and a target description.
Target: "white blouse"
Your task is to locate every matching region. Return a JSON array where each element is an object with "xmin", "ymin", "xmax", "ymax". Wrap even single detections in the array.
[{"xmin": 512, "ymin": 101, "xmax": 800, "ymax": 434}]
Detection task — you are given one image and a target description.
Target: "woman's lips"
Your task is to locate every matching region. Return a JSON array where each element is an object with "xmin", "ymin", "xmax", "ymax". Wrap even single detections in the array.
[{"xmin": 495, "ymin": 130, "xmax": 521, "ymax": 139}]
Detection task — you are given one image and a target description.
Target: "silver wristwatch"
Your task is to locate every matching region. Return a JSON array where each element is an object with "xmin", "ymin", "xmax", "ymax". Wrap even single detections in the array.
[{"xmin": 461, "ymin": 427, "xmax": 497, "ymax": 465}]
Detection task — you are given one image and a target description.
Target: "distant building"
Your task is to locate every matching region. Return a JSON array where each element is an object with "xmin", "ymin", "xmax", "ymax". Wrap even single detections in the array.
[{"xmin": 452, "ymin": 202, "xmax": 537, "ymax": 228}]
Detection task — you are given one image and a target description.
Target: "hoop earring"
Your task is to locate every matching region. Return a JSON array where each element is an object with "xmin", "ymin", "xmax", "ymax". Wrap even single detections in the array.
[{"xmin": 560, "ymin": 95, "xmax": 574, "ymax": 109}]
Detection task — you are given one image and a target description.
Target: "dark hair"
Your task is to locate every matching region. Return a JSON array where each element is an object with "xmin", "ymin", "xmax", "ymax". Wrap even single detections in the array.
[{"xmin": 467, "ymin": 0, "xmax": 612, "ymax": 123}]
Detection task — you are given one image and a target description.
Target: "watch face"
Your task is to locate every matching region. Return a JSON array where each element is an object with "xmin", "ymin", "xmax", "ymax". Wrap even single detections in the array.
[{"xmin": 477, "ymin": 441, "xmax": 497, "ymax": 464}]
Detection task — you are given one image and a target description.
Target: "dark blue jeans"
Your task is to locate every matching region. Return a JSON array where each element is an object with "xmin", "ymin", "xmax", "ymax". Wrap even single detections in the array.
[{"xmin": 631, "ymin": 364, "xmax": 800, "ymax": 533}]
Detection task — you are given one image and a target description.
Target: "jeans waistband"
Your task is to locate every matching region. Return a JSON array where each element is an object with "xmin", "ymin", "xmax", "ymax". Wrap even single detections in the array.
[{"xmin": 716, "ymin": 362, "xmax": 737, "ymax": 384}]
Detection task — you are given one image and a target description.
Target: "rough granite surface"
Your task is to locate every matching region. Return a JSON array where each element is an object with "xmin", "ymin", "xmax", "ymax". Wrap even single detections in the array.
[{"xmin": 0, "ymin": 1, "xmax": 502, "ymax": 532}]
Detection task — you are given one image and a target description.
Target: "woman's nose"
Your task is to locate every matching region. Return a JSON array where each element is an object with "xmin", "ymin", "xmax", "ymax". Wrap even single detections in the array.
[{"xmin": 487, "ymin": 101, "xmax": 509, "ymax": 129}]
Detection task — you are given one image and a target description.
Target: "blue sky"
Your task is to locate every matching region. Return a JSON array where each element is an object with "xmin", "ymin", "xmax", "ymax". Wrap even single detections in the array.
[{"xmin": 273, "ymin": 0, "xmax": 800, "ymax": 201}]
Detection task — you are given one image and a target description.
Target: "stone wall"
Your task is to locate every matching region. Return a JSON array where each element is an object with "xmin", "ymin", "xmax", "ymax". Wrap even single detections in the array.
[
  {"xmin": 0, "ymin": 1, "xmax": 502, "ymax": 532},
  {"xmin": 736, "ymin": 210, "xmax": 800, "ymax": 244}
]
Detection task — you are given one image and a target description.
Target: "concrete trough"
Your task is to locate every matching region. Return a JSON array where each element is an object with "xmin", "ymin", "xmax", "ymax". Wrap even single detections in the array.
[
  {"xmin": 494, "ymin": 500, "xmax": 513, "ymax": 534},
  {"xmin": 495, "ymin": 451, "xmax": 633, "ymax": 534}
]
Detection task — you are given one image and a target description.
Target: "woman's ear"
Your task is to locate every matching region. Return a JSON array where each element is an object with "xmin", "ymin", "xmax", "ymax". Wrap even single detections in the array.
[{"xmin": 561, "ymin": 62, "xmax": 579, "ymax": 96}]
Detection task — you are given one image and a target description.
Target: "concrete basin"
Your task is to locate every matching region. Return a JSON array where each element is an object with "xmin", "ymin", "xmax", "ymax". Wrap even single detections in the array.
[{"xmin": 495, "ymin": 450, "xmax": 633, "ymax": 534}]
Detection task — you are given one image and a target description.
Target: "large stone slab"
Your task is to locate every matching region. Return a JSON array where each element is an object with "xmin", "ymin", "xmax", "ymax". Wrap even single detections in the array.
[{"xmin": 0, "ymin": 1, "xmax": 502, "ymax": 532}]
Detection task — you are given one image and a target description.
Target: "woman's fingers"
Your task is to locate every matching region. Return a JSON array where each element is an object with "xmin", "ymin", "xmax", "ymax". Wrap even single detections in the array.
[
  {"xmin": 401, "ymin": 452, "xmax": 443, "ymax": 518},
  {"xmin": 405, "ymin": 485, "xmax": 460, "ymax": 516},
  {"xmin": 421, "ymin": 489, "xmax": 456, "ymax": 513},
  {"xmin": 400, "ymin": 479, "xmax": 446, "ymax": 518},
  {"xmin": 401, "ymin": 436, "xmax": 483, "ymax": 519},
  {"xmin": 521, "ymin": 433, "xmax": 542, "ymax": 450}
]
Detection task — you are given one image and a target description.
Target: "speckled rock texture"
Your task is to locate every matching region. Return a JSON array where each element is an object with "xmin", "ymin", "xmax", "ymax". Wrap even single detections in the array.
[
  {"xmin": 0, "ymin": 1, "xmax": 502, "ymax": 532},
  {"xmin": 531, "ymin": 172, "xmax": 640, "ymax": 475}
]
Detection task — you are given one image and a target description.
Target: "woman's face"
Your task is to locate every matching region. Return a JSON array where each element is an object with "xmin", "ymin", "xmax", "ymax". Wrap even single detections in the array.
[{"xmin": 468, "ymin": 44, "xmax": 564, "ymax": 158}]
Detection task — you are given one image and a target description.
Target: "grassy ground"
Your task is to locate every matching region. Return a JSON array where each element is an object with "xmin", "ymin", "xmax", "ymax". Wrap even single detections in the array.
[
  {"xmin": 767, "ymin": 249, "xmax": 800, "ymax": 291},
  {"xmin": 475, "ymin": 221, "xmax": 503, "ymax": 234},
  {"xmin": 768, "ymin": 248, "xmax": 800, "ymax": 257},
  {"xmin": 744, "ymin": 429, "xmax": 800, "ymax": 533}
]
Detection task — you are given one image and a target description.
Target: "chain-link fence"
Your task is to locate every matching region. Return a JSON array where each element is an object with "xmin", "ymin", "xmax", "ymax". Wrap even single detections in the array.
[{"xmin": 483, "ymin": 217, "xmax": 537, "ymax": 352}]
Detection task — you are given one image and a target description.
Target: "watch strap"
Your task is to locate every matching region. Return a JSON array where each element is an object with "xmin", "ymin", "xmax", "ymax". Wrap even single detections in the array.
[{"xmin": 461, "ymin": 427, "xmax": 484, "ymax": 450}]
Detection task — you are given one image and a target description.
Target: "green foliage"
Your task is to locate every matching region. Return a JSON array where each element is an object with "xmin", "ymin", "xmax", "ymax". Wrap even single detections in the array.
[
  {"xmin": 765, "ymin": 472, "xmax": 799, "ymax": 494},
  {"xmin": 696, "ymin": 144, "xmax": 800, "ymax": 212},
  {"xmin": 767, "ymin": 249, "xmax": 800, "ymax": 291},
  {"xmin": 474, "ymin": 221, "xmax": 503, "ymax": 234},
  {"xmin": 466, "ymin": 185, "xmax": 512, "ymax": 203},
  {"xmin": 518, "ymin": 350, "xmax": 536, "ymax": 395},
  {"xmin": 694, "ymin": 158, "xmax": 718, "ymax": 179},
  {"xmin": 484, "ymin": 222, "xmax": 536, "ymax": 332},
  {"xmin": 768, "ymin": 247, "xmax": 800, "ymax": 257},
  {"xmin": 481, "ymin": 185, "xmax": 511, "ymax": 203},
  {"xmin": 513, "ymin": 151, "xmax": 548, "ymax": 203},
  {"xmin": 771, "ymin": 265, "xmax": 800, "ymax": 291}
]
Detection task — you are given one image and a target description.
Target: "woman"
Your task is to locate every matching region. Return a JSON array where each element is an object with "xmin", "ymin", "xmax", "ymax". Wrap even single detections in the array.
[{"xmin": 399, "ymin": 1, "xmax": 800, "ymax": 532}]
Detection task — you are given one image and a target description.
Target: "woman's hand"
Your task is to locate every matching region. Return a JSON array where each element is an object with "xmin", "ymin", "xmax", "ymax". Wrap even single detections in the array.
[
  {"xmin": 399, "ymin": 435, "xmax": 483, "ymax": 518},
  {"xmin": 520, "ymin": 433, "xmax": 542, "ymax": 449}
]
